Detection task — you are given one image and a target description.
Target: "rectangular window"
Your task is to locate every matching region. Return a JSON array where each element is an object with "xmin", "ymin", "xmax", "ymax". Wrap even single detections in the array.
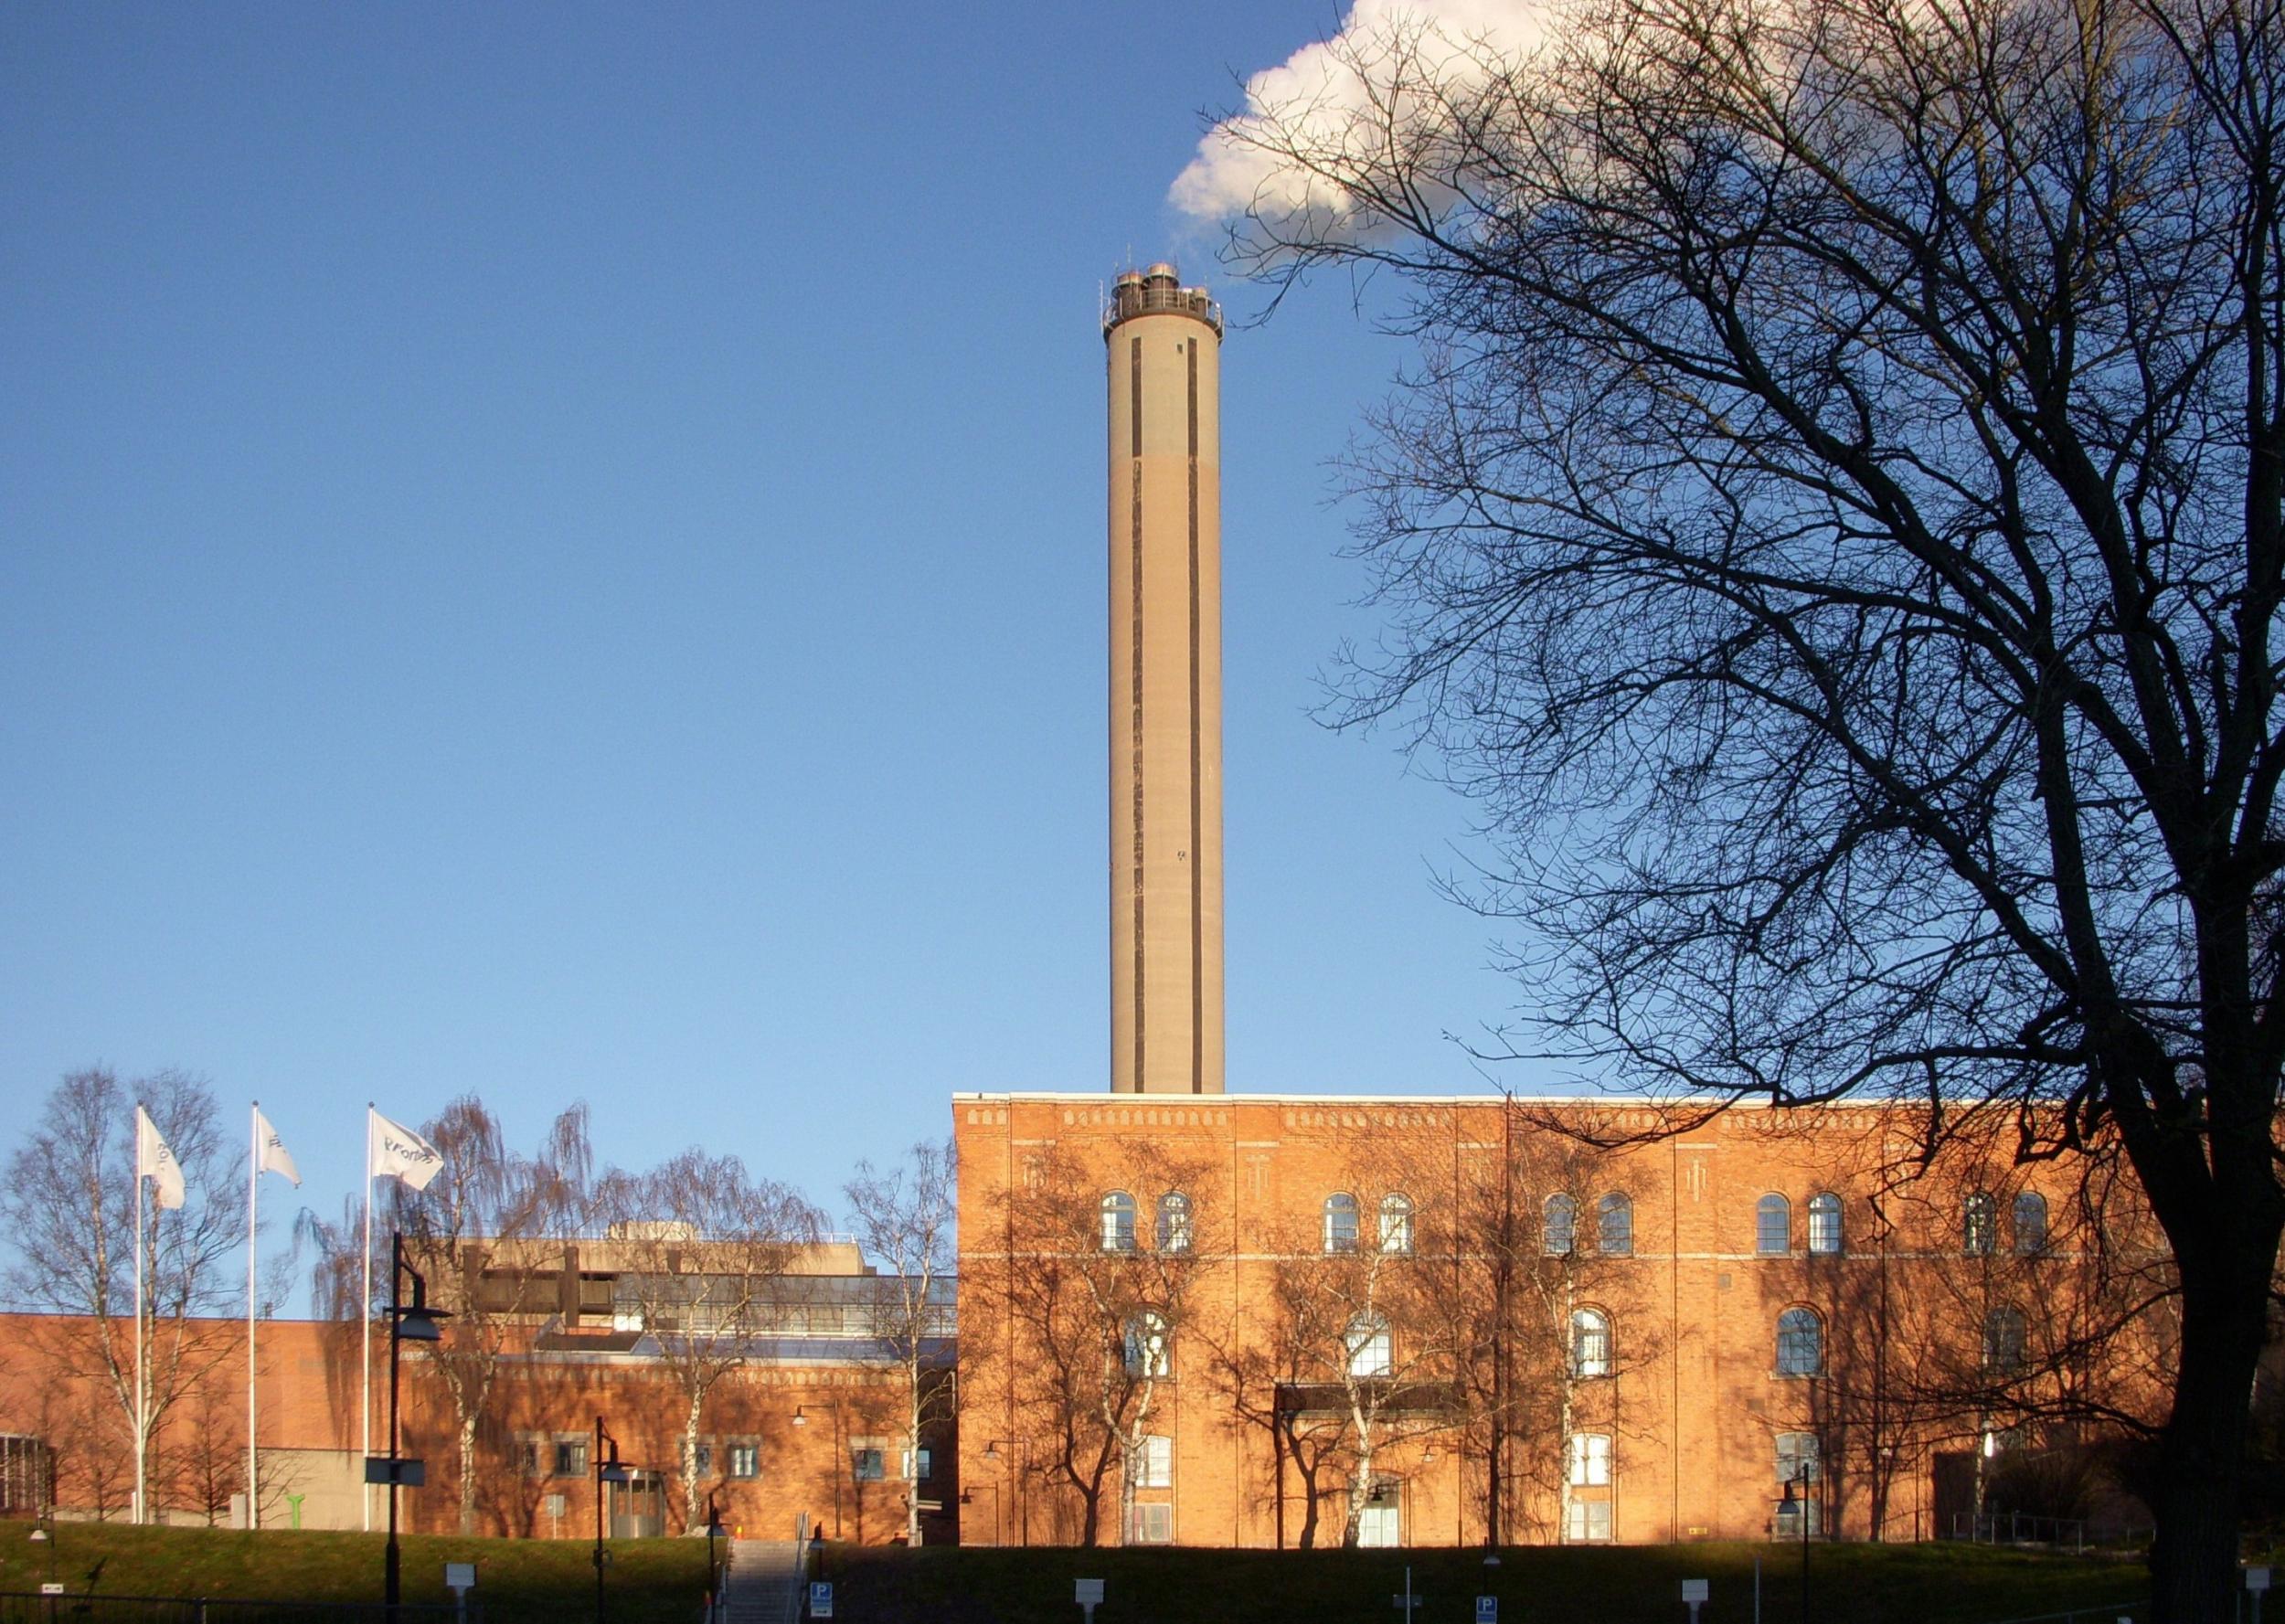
[
  {"xmin": 728, "ymin": 1444, "xmax": 758, "ymax": 1480},
  {"xmin": 555, "ymin": 1440, "xmax": 588, "ymax": 1478},
  {"xmin": 1568, "ymin": 1433, "xmax": 1611, "ymax": 1487},
  {"xmin": 1131, "ymin": 1502, "xmax": 1173, "ymax": 1544},
  {"xmin": 1772, "ymin": 1499, "xmax": 1822, "ymax": 1539},
  {"xmin": 1129, "ymin": 1435, "xmax": 1173, "ymax": 1490},
  {"xmin": 1565, "ymin": 1499, "xmax": 1612, "ymax": 1542},
  {"xmin": 1775, "ymin": 1431, "xmax": 1820, "ymax": 1484},
  {"xmin": 851, "ymin": 1448, "xmax": 886, "ymax": 1481},
  {"xmin": 901, "ymin": 1448, "xmax": 932, "ymax": 1482},
  {"xmin": 518, "ymin": 1440, "xmax": 541, "ymax": 1478},
  {"xmin": 693, "ymin": 1443, "xmax": 714, "ymax": 1478}
]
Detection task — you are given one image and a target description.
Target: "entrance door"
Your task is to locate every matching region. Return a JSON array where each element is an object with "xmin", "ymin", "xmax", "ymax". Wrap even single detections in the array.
[{"xmin": 610, "ymin": 1472, "xmax": 666, "ymax": 1538}]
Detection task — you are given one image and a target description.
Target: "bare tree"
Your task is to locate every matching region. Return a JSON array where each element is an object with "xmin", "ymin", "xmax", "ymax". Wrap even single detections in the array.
[
  {"xmin": 0, "ymin": 1067, "xmax": 244, "ymax": 1521},
  {"xmin": 845, "ymin": 1139, "xmax": 956, "ymax": 1547},
  {"xmin": 985, "ymin": 1142, "xmax": 1213, "ymax": 1545},
  {"xmin": 391, "ymin": 1096, "xmax": 590, "ymax": 1534},
  {"xmin": 593, "ymin": 1149, "xmax": 823, "ymax": 1531},
  {"xmin": 1199, "ymin": 0, "xmax": 2285, "ymax": 1609}
]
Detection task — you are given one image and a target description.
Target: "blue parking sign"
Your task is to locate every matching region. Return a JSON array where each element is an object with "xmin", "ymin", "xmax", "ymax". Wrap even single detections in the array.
[
  {"xmin": 1475, "ymin": 1597, "xmax": 1497, "ymax": 1623},
  {"xmin": 808, "ymin": 1581, "xmax": 833, "ymax": 1619}
]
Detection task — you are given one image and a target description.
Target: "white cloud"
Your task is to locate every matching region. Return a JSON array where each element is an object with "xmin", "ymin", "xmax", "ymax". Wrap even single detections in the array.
[{"xmin": 1170, "ymin": 0, "xmax": 1550, "ymax": 223}]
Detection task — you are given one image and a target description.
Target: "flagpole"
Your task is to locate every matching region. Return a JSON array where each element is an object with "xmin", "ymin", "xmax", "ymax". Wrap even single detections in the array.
[
  {"xmin": 134, "ymin": 1138, "xmax": 147, "ymax": 1526},
  {"xmin": 247, "ymin": 1100, "xmax": 260, "ymax": 1531},
  {"xmin": 362, "ymin": 1104, "xmax": 374, "ymax": 1533}
]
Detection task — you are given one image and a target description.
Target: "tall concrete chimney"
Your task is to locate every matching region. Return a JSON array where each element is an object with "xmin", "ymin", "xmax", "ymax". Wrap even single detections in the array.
[{"xmin": 1104, "ymin": 263, "xmax": 1224, "ymax": 1096}]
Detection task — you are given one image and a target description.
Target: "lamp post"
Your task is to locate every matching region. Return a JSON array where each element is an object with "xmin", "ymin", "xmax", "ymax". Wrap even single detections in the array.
[
  {"xmin": 28, "ymin": 1504, "xmax": 57, "ymax": 1624},
  {"xmin": 1778, "ymin": 1464, "xmax": 1812, "ymax": 1624},
  {"xmin": 792, "ymin": 1403, "xmax": 846, "ymax": 1539},
  {"xmin": 704, "ymin": 1491, "xmax": 725, "ymax": 1624},
  {"xmin": 594, "ymin": 1415, "xmax": 632, "ymax": 1624},
  {"xmin": 382, "ymin": 1235, "xmax": 446, "ymax": 1617}
]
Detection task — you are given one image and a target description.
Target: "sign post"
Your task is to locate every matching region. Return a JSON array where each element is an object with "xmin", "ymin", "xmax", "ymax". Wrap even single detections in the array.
[
  {"xmin": 807, "ymin": 1582, "xmax": 834, "ymax": 1619},
  {"xmin": 2249, "ymin": 1565, "xmax": 2271, "ymax": 1624},
  {"xmin": 444, "ymin": 1563, "xmax": 476, "ymax": 1624},
  {"xmin": 1680, "ymin": 1577, "xmax": 1709, "ymax": 1624},
  {"xmin": 1075, "ymin": 1578, "xmax": 1104, "ymax": 1622},
  {"xmin": 1474, "ymin": 1596, "xmax": 1497, "ymax": 1623},
  {"xmin": 1391, "ymin": 1566, "xmax": 1422, "ymax": 1621}
]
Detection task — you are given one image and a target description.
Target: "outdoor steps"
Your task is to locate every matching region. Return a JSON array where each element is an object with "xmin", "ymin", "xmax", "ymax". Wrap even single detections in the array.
[{"xmin": 723, "ymin": 1539, "xmax": 804, "ymax": 1624}]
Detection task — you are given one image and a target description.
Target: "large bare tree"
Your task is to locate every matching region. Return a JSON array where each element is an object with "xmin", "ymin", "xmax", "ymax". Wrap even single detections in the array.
[
  {"xmin": 594, "ymin": 1148, "xmax": 822, "ymax": 1531},
  {"xmin": 0, "ymin": 1067, "xmax": 243, "ymax": 1522},
  {"xmin": 391, "ymin": 1095, "xmax": 590, "ymax": 1535},
  {"xmin": 1196, "ymin": 0, "xmax": 2285, "ymax": 1610},
  {"xmin": 845, "ymin": 1139, "xmax": 956, "ymax": 1547}
]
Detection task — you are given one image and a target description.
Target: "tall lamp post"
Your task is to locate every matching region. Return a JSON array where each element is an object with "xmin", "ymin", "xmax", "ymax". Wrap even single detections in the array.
[
  {"xmin": 1778, "ymin": 1463, "xmax": 1813, "ymax": 1624},
  {"xmin": 380, "ymin": 1235, "xmax": 446, "ymax": 1616},
  {"xmin": 593, "ymin": 1415, "xmax": 633, "ymax": 1624},
  {"xmin": 704, "ymin": 1491, "xmax": 725, "ymax": 1624}
]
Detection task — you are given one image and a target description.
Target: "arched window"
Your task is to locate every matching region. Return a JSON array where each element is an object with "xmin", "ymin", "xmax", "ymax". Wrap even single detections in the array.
[
  {"xmin": 1982, "ymin": 1306, "xmax": 2027, "ymax": 1374},
  {"xmin": 1570, "ymin": 1308, "xmax": 1613, "ymax": 1377},
  {"xmin": 1323, "ymin": 1193, "xmax": 1360, "ymax": 1254},
  {"xmin": 1756, "ymin": 1194, "xmax": 1791, "ymax": 1256},
  {"xmin": 1123, "ymin": 1311, "xmax": 1171, "ymax": 1376},
  {"xmin": 1379, "ymin": 1194, "xmax": 1415, "ymax": 1256},
  {"xmin": 1776, "ymin": 1307, "xmax": 1823, "ymax": 1376},
  {"xmin": 1544, "ymin": 1194, "xmax": 1578, "ymax": 1257},
  {"xmin": 1345, "ymin": 1313, "xmax": 1393, "ymax": 1377},
  {"xmin": 1155, "ymin": 1192, "xmax": 1193, "ymax": 1253},
  {"xmin": 1597, "ymin": 1194, "xmax": 1633, "ymax": 1257},
  {"xmin": 1963, "ymin": 1193, "xmax": 1998, "ymax": 1257},
  {"xmin": 2013, "ymin": 1192, "xmax": 2048, "ymax": 1256},
  {"xmin": 1100, "ymin": 1192, "xmax": 1137, "ymax": 1252},
  {"xmin": 1806, "ymin": 1193, "xmax": 1843, "ymax": 1255}
]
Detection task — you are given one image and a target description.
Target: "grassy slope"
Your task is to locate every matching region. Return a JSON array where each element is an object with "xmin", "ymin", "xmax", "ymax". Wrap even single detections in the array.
[
  {"xmin": 821, "ymin": 1540, "xmax": 2152, "ymax": 1623},
  {"xmin": 0, "ymin": 1526, "xmax": 707, "ymax": 1624},
  {"xmin": 0, "ymin": 1527, "xmax": 2160, "ymax": 1624}
]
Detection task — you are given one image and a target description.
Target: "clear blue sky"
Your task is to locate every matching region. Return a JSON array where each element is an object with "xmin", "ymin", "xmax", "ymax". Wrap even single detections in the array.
[{"xmin": 2, "ymin": 2, "xmax": 1568, "ymax": 1279}]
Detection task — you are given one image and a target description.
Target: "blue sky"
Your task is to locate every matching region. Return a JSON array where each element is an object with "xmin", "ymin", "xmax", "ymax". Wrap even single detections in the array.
[{"xmin": 2, "ymin": 2, "xmax": 1567, "ymax": 1282}]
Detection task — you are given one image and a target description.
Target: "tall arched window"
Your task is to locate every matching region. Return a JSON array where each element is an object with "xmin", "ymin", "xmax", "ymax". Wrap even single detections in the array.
[
  {"xmin": 1963, "ymin": 1193, "xmax": 1998, "ymax": 1256},
  {"xmin": 1570, "ymin": 1308, "xmax": 1613, "ymax": 1377},
  {"xmin": 2013, "ymin": 1192, "xmax": 2048, "ymax": 1256},
  {"xmin": 1123, "ymin": 1311, "xmax": 1171, "ymax": 1376},
  {"xmin": 1597, "ymin": 1194, "xmax": 1633, "ymax": 1256},
  {"xmin": 1982, "ymin": 1306, "xmax": 2027, "ymax": 1374},
  {"xmin": 1323, "ymin": 1193, "xmax": 1360, "ymax": 1254},
  {"xmin": 1807, "ymin": 1193, "xmax": 1843, "ymax": 1255},
  {"xmin": 1544, "ymin": 1194, "xmax": 1578, "ymax": 1256},
  {"xmin": 1155, "ymin": 1192, "xmax": 1193, "ymax": 1253},
  {"xmin": 1100, "ymin": 1192, "xmax": 1137, "ymax": 1252},
  {"xmin": 1776, "ymin": 1307, "xmax": 1823, "ymax": 1376},
  {"xmin": 1379, "ymin": 1194, "xmax": 1415, "ymax": 1256},
  {"xmin": 1345, "ymin": 1313, "xmax": 1393, "ymax": 1377},
  {"xmin": 1756, "ymin": 1194, "xmax": 1791, "ymax": 1256}
]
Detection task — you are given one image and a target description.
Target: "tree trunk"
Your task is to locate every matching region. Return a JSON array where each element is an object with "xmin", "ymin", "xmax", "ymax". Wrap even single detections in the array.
[
  {"xmin": 2148, "ymin": 1255, "xmax": 2270, "ymax": 1623},
  {"xmin": 457, "ymin": 1413, "xmax": 477, "ymax": 1536},
  {"xmin": 682, "ymin": 1389, "xmax": 704, "ymax": 1534}
]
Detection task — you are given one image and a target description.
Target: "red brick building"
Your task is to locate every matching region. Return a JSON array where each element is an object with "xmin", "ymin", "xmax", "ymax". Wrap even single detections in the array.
[{"xmin": 951, "ymin": 1090, "xmax": 2169, "ymax": 1549}]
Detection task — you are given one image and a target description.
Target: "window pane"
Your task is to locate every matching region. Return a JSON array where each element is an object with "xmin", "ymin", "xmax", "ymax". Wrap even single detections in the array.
[
  {"xmin": 1776, "ymin": 1309, "xmax": 1822, "ymax": 1376},
  {"xmin": 1963, "ymin": 1194, "xmax": 1997, "ymax": 1256},
  {"xmin": 1568, "ymin": 1433, "xmax": 1612, "ymax": 1486},
  {"xmin": 2013, "ymin": 1193, "xmax": 2047, "ymax": 1255},
  {"xmin": 1325, "ymin": 1194, "xmax": 1360, "ymax": 1253},
  {"xmin": 1545, "ymin": 1194, "xmax": 1577, "ymax": 1256},
  {"xmin": 1101, "ymin": 1193, "xmax": 1137, "ymax": 1252},
  {"xmin": 1756, "ymin": 1194, "xmax": 1791, "ymax": 1255},
  {"xmin": 1598, "ymin": 1194, "xmax": 1632, "ymax": 1256},
  {"xmin": 1807, "ymin": 1194, "xmax": 1842, "ymax": 1255},
  {"xmin": 1572, "ymin": 1309, "xmax": 1611, "ymax": 1376},
  {"xmin": 1380, "ymin": 1194, "xmax": 1414, "ymax": 1255},
  {"xmin": 1156, "ymin": 1193, "xmax": 1192, "ymax": 1253},
  {"xmin": 851, "ymin": 1449, "xmax": 885, "ymax": 1481}
]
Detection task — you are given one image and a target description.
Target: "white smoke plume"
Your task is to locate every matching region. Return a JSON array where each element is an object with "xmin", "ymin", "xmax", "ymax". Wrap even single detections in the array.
[{"xmin": 1169, "ymin": 0, "xmax": 1550, "ymax": 223}]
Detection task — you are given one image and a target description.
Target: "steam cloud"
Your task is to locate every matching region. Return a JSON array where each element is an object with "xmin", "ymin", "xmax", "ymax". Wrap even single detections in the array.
[{"xmin": 1169, "ymin": 0, "xmax": 1549, "ymax": 223}]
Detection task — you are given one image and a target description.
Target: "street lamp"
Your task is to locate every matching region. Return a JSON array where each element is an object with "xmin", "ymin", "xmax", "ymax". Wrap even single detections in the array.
[
  {"xmin": 381, "ymin": 1234, "xmax": 446, "ymax": 1616},
  {"xmin": 704, "ymin": 1491, "xmax": 725, "ymax": 1624},
  {"xmin": 594, "ymin": 1415, "xmax": 633, "ymax": 1624},
  {"xmin": 1778, "ymin": 1464, "xmax": 1813, "ymax": 1624}
]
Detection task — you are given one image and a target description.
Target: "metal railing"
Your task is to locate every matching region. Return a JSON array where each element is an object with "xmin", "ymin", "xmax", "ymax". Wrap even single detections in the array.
[{"xmin": 1950, "ymin": 1512, "xmax": 2090, "ymax": 1552}]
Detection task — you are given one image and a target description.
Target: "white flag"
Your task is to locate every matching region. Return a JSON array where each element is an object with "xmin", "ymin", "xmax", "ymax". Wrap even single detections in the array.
[
  {"xmin": 368, "ymin": 1108, "xmax": 443, "ymax": 1191},
  {"xmin": 135, "ymin": 1106, "xmax": 186, "ymax": 1210},
  {"xmin": 254, "ymin": 1106, "xmax": 302, "ymax": 1186}
]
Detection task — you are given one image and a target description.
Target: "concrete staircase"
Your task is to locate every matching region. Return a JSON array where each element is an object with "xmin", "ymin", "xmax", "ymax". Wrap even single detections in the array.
[{"xmin": 722, "ymin": 1538, "xmax": 805, "ymax": 1624}]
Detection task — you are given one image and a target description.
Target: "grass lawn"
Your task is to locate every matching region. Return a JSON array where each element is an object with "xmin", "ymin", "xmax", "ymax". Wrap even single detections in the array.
[
  {"xmin": 0, "ymin": 1523, "xmax": 707, "ymax": 1624},
  {"xmin": 0, "ymin": 1526, "xmax": 2161, "ymax": 1624},
  {"xmin": 818, "ymin": 1538, "xmax": 2152, "ymax": 1623}
]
